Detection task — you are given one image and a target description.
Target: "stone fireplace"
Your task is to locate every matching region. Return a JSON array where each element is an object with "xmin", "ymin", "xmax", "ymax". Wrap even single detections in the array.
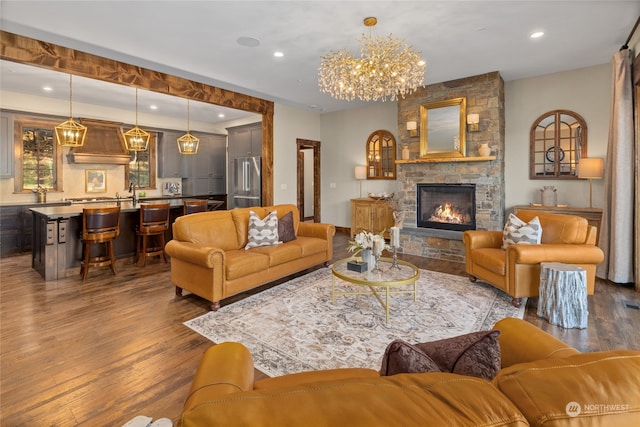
[
  {"xmin": 395, "ymin": 72, "xmax": 505, "ymax": 262},
  {"xmin": 417, "ymin": 184, "xmax": 476, "ymax": 232}
]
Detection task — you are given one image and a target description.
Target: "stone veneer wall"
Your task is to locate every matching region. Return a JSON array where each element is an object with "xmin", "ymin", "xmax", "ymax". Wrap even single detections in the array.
[{"xmin": 396, "ymin": 72, "xmax": 505, "ymax": 262}]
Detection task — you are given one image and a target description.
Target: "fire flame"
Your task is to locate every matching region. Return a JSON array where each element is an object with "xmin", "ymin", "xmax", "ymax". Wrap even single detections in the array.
[{"xmin": 429, "ymin": 203, "xmax": 465, "ymax": 224}]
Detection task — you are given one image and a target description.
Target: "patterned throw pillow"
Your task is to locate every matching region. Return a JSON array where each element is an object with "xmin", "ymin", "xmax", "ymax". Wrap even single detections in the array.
[
  {"xmin": 380, "ymin": 330, "xmax": 502, "ymax": 381},
  {"xmin": 245, "ymin": 210, "xmax": 281, "ymax": 250},
  {"xmin": 502, "ymin": 213, "xmax": 542, "ymax": 249},
  {"xmin": 277, "ymin": 211, "xmax": 296, "ymax": 243}
]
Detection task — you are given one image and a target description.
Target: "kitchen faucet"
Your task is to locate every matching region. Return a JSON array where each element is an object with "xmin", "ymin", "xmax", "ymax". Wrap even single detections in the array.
[{"xmin": 129, "ymin": 182, "xmax": 137, "ymax": 205}]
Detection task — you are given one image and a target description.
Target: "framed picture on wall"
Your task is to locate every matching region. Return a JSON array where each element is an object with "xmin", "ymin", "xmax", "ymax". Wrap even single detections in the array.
[{"xmin": 86, "ymin": 169, "xmax": 107, "ymax": 193}]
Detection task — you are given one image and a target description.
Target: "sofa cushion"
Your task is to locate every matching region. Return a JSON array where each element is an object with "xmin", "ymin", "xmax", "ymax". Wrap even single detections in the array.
[
  {"xmin": 503, "ymin": 213, "xmax": 542, "ymax": 249},
  {"xmin": 289, "ymin": 236, "xmax": 329, "ymax": 256},
  {"xmin": 172, "ymin": 211, "xmax": 242, "ymax": 250},
  {"xmin": 225, "ymin": 249, "xmax": 270, "ymax": 280},
  {"xmin": 251, "ymin": 243, "xmax": 303, "ymax": 267},
  {"xmin": 278, "ymin": 211, "xmax": 297, "ymax": 243},
  {"xmin": 380, "ymin": 339, "xmax": 442, "ymax": 376},
  {"xmin": 245, "ymin": 210, "xmax": 281, "ymax": 250},
  {"xmin": 495, "ymin": 350, "xmax": 640, "ymax": 426}
]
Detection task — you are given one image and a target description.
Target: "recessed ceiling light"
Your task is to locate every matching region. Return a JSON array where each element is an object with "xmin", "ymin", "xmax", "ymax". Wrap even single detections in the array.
[
  {"xmin": 217, "ymin": 113, "xmax": 225, "ymax": 118},
  {"xmin": 42, "ymin": 86, "xmax": 53, "ymax": 92},
  {"xmin": 237, "ymin": 36, "xmax": 261, "ymax": 47},
  {"xmin": 149, "ymin": 105, "xmax": 158, "ymax": 110},
  {"xmin": 274, "ymin": 51, "xmax": 284, "ymax": 58},
  {"xmin": 530, "ymin": 31, "xmax": 544, "ymax": 39}
]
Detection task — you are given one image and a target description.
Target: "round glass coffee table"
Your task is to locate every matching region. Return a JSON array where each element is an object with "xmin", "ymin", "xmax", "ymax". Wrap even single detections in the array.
[{"xmin": 331, "ymin": 257, "xmax": 420, "ymax": 323}]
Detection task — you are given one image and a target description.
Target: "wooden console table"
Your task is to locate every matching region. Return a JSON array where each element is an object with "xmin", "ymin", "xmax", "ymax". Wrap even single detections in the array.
[
  {"xmin": 512, "ymin": 205, "xmax": 603, "ymax": 235},
  {"xmin": 350, "ymin": 198, "xmax": 394, "ymax": 238}
]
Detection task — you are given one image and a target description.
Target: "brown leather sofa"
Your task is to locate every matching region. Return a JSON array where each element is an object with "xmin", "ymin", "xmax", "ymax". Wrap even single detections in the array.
[
  {"xmin": 165, "ymin": 204, "xmax": 335, "ymax": 310},
  {"xmin": 177, "ymin": 318, "xmax": 640, "ymax": 426},
  {"xmin": 463, "ymin": 210, "xmax": 604, "ymax": 306}
]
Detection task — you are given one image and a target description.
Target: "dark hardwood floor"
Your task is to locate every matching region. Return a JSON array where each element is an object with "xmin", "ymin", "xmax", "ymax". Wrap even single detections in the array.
[{"xmin": 1, "ymin": 230, "xmax": 638, "ymax": 426}]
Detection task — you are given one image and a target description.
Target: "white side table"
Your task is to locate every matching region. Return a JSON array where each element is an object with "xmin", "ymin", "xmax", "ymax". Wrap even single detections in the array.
[{"xmin": 537, "ymin": 262, "xmax": 588, "ymax": 329}]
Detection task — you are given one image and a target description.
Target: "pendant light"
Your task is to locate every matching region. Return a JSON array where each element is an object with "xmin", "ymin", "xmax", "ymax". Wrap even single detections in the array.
[
  {"xmin": 177, "ymin": 99, "xmax": 199, "ymax": 154},
  {"xmin": 123, "ymin": 88, "xmax": 150, "ymax": 152},
  {"xmin": 54, "ymin": 74, "xmax": 87, "ymax": 147}
]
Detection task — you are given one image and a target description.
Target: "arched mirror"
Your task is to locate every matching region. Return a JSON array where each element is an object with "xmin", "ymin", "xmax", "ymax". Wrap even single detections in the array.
[
  {"xmin": 419, "ymin": 97, "xmax": 466, "ymax": 158},
  {"xmin": 530, "ymin": 110, "xmax": 587, "ymax": 179},
  {"xmin": 366, "ymin": 130, "xmax": 396, "ymax": 179}
]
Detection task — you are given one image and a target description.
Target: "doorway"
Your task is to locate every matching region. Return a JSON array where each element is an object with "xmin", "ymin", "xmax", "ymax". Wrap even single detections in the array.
[{"xmin": 296, "ymin": 139, "xmax": 320, "ymax": 223}]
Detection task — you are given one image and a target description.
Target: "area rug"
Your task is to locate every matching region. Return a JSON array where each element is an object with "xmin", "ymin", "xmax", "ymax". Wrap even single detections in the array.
[{"xmin": 184, "ymin": 267, "xmax": 526, "ymax": 377}]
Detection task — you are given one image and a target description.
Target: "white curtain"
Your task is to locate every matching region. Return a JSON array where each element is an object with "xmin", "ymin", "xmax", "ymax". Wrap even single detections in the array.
[{"xmin": 597, "ymin": 48, "xmax": 635, "ymax": 283}]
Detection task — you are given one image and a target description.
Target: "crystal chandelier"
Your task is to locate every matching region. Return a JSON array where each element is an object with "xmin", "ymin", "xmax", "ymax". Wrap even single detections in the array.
[
  {"xmin": 123, "ymin": 88, "xmax": 150, "ymax": 152},
  {"xmin": 54, "ymin": 75, "xmax": 87, "ymax": 147},
  {"xmin": 318, "ymin": 17, "xmax": 426, "ymax": 102},
  {"xmin": 177, "ymin": 100, "xmax": 199, "ymax": 154}
]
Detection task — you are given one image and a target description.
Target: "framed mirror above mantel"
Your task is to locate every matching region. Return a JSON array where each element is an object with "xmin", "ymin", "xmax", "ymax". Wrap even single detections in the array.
[{"xmin": 419, "ymin": 97, "xmax": 467, "ymax": 159}]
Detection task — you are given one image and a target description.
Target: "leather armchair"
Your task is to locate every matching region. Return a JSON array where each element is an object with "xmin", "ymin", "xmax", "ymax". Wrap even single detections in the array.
[{"xmin": 463, "ymin": 210, "xmax": 604, "ymax": 306}]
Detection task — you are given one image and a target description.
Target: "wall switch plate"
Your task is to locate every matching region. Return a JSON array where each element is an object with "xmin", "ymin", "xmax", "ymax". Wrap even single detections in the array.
[{"xmin": 329, "ymin": 182, "xmax": 336, "ymax": 188}]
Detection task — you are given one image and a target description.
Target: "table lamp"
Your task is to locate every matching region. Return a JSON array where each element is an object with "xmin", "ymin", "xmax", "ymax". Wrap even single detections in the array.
[
  {"xmin": 355, "ymin": 165, "xmax": 367, "ymax": 198},
  {"xmin": 577, "ymin": 158, "xmax": 603, "ymax": 208}
]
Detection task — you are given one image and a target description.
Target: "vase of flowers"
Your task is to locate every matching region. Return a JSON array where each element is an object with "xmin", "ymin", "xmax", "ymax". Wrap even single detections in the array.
[
  {"xmin": 348, "ymin": 230, "xmax": 387, "ymax": 268},
  {"xmin": 33, "ymin": 186, "xmax": 47, "ymax": 203}
]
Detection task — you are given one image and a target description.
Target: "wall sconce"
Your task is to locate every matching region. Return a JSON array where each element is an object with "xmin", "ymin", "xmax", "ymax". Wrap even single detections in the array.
[
  {"xmin": 467, "ymin": 114, "xmax": 480, "ymax": 132},
  {"xmin": 355, "ymin": 165, "xmax": 367, "ymax": 198},
  {"xmin": 406, "ymin": 120, "xmax": 418, "ymax": 137},
  {"xmin": 577, "ymin": 157, "xmax": 604, "ymax": 208}
]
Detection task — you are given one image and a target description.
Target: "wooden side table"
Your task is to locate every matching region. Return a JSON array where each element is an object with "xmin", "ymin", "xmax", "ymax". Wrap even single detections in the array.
[{"xmin": 537, "ymin": 262, "xmax": 588, "ymax": 329}]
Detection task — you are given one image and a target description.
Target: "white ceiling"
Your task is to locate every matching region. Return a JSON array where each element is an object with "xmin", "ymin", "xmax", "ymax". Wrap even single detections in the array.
[{"xmin": 1, "ymin": 1, "xmax": 638, "ymax": 124}]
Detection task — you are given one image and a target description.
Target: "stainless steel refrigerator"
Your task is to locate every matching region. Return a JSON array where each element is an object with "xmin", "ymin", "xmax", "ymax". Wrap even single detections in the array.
[{"xmin": 231, "ymin": 156, "xmax": 261, "ymax": 208}]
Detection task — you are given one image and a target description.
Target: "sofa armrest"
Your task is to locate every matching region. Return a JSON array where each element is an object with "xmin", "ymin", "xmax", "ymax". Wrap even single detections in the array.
[
  {"xmin": 297, "ymin": 222, "xmax": 336, "ymax": 240},
  {"xmin": 493, "ymin": 318, "xmax": 579, "ymax": 368},
  {"xmin": 462, "ymin": 230, "xmax": 503, "ymax": 249},
  {"xmin": 165, "ymin": 240, "xmax": 225, "ymax": 269},
  {"xmin": 183, "ymin": 343, "xmax": 255, "ymax": 411},
  {"xmin": 505, "ymin": 244, "xmax": 605, "ymax": 265}
]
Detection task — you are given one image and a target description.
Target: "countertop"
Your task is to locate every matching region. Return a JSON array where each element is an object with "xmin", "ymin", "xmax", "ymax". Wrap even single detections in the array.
[
  {"xmin": 1, "ymin": 194, "xmax": 225, "ymax": 208},
  {"xmin": 29, "ymin": 200, "xmax": 191, "ymax": 219}
]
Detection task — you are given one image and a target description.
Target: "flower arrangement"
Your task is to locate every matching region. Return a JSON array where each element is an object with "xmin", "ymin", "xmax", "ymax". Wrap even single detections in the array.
[{"xmin": 348, "ymin": 230, "xmax": 389, "ymax": 255}]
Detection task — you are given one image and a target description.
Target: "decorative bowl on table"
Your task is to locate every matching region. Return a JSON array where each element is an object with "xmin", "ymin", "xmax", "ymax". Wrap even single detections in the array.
[{"xmin": 368, "ymin": 192, "xmax": 394, "ymax": 201}]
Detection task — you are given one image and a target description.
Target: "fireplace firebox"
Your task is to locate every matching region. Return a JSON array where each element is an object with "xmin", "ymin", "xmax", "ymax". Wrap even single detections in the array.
[{"xmin": 417, "ymin": 184, "xmax": 476, "ymax": 232}]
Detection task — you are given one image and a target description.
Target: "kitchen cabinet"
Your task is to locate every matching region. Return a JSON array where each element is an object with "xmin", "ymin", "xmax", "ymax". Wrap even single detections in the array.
[
  {"xmin": 183, "ymin": 133, "xmax": 226, "ymax": 196},
  {"xmin": 350, "ymin": 198, "xmax": 394, "ymax": 238},
  {"xmin": 0, "ymin": 113, "xmax": 13, "ymax": 178},
  {"xmin": 158, "ymin": 131, "xmax": 187, "ymax": 178},
  {"xmin": 1, "ymin": 202, "xmax": 67, "ymax": 257},
  {"xmin": 227, "ymin": 122, "xmax": 262, "ymax": 158}
]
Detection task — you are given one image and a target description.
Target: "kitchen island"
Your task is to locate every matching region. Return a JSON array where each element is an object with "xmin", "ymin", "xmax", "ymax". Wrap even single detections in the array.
[{"xmin": 29, "ymin": 198, "xmax": 224, "ymax": 281}]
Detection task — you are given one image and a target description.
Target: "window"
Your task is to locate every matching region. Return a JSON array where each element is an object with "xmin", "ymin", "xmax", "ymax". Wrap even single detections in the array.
[
  {"xmin": 14, "ymin": 117, "xmax": 63, "ymax": 193},
  {"xmin": 530, "ymin": 110, "xmax": 587, "ymax": 179},
  {"xmin": 366, "ymin": 130, "xmax": 396, "ymax": 179},
  {"xmin": 125, "ymin": 132, "xmax": 157, "ymax": 190}
]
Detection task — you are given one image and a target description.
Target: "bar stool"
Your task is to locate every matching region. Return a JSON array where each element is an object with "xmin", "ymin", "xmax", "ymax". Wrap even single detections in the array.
[
  {"xmin": 81, "ymin": 206, "xmax": 121, "ymax": 281},
  {"xmin": 136, "ymin": 203, "xmax": 170, "ymax": 267},
  {"xmin": 183, "ymin": 199, "xmax": 208, "ymax": 215}
]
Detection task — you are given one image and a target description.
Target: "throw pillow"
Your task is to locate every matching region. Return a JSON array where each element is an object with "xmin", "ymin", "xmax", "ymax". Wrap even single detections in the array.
[
  {"xmin": 379, "ymin": 339, "xmax": 442, "ymax": 376},
  {"xmin": 414, "ymin": 330, "xmax": 502, "ymax": 380},
  {"xmin": 380, "ymin": 330, "xmax": 502, "ymax": 381},
  {"xmin": 502, "ymin": 213, "xmax": 542, "ymax": 249},
  {"xmin": 277, "ymin": 211, "xmax": 296, "ymax": 243},
  {"xmin": 245, "ymin": 210, "xmax": 281, "ymax": 250}
]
